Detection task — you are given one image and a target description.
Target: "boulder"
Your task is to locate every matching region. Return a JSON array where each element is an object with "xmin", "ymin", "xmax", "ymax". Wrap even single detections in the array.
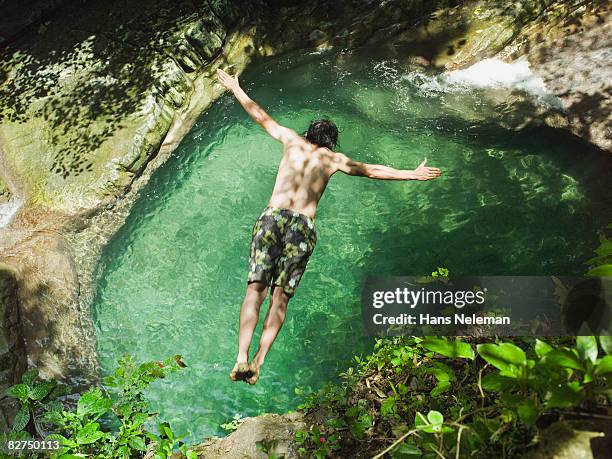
[{"xmin": 189, "ymin": 413, "xmax": 305, "ymax": 459}]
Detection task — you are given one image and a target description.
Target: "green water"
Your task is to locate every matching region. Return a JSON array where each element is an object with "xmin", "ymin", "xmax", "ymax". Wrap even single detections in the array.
[{"xmin": 93, "ymin": 50, "xmax": 611, "ymax": 441}]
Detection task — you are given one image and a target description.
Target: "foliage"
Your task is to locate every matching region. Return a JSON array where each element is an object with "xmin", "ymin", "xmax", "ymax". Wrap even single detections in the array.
[
  {"xmin": 4, "ymin": 369, "xmax": 70, "ymax": 436},
  {"xmin": 586, "ymin": 223, "xmax": 612, "ymax": 276},
  {"xmin": 220, "ymin": 413, "xmax": 245, "ymax": 432},
  {"xmin": 2, "ymin": 355, "xmax": 197, "ymax": 459},
  {"xmin": 294, "ymin": 336, "xmax": 612, "ymax": 458},
  {"xmin": 255, "ymin": 438, "xmax": 284, "ymax": 459}
]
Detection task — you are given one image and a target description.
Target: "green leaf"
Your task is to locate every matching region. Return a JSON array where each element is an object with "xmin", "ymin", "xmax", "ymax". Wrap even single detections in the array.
[
  {"xmin": 595, "ymin": 355, "xmax": 612, "ymax": 375},
  {"xmin": 576, "ymin": 336, "xmax": 598, "ymax": 363},
  {"xmin": 599, "ymin": 336, "xmax": 612, "ymax": 355},
  {"xmin": 160, "ymin": 421, "xmax": 174, "ymax": 441},
  {"xmin": 131, "ymin": 412, "xmax": 149, "ymax": 428},
  {"xmin": 12, "ymin": 405, "xmax": 30, "ymax": 432},
  {"xmin": 76, "ymin": 388, "xmax": 113, "ymax": 420},
  {"xmin": 586, "ymin": 264, "xmax": 612, "ymax": 276},
  {"xmin": 381, "ymin": 397, "xmax": 397, "ymax": 417},
  {"xmin": 594, "ymin": 241, "xmax": 612, "ymax": 257},
  {"xmin": 6, "ymin": 383, "xmax": 29, "ymax": 401},
  {"xmin": 43, "ymin": 399, "xmax": 64, "ymax": 413},
  {"xmin": 21, "ymin": 370, "xmax": 39, "ymax": 387},
  {"xmin": 349, "ymin": 420, "xmax": 366, "ymax": 439},
  {"xmin": 427, "ymin": 410, "xmax": 443, "ymax": 425},
  {"xmin": 76, "ymin": 423, "xmax": 104, "ymax": 445},
  {"xmin": 76, "ymin": 388, "xmax": 101, "ymax": 415},
  {"xmin": 117, "ymin": 401, "xmax": 134, "ymax": 419},
  {"xmin": 422, "ymin": 337, "xmax": 474, "ymax": 360},
  {"xmin": 534, "ymin": 339, "xmax": 553, "ymax": 358},
  {"xmin": 29, "ymin": 380, "xmax": 55, "ymax": 401},
  {"xmin": 414, "ymin": 412, "xmax": 428, "ymax": 429},
  {"xmin": 517, "ymin": 400, "xmax": 538, "ymax": 425},
  {"xmin": 102, "ymin": 376, "xmax": 117, "ymax": 387},
  {"xmin": 430, "ymin": 380, "xmax": 451, "ymax": 396},
  {"xmin": 477, "ymin": 342, "xmax": 527, "ymax": 377},
  {"xmin": 294, "ymin": 430, "xmax": 308, "ymax": 445},
  {"xmin": 478, "ymin": 342, "xmax": 527, "ymax": 367},
  {"xmin": 542, "ymin": 349, "xmax": 583, "ymax": 370},
  {"xmin": 547, "ymin": 383, "xmax": 584, "ymax": 408},
  {"xmin": 481, "ymin": 373, "xmax": 515, "ymax": 391},
  {"xmin": 128, "ymin": 435, "xmax": 147, "ymax": 451},
  {"xmin": 427, "ymin": 362, "xmax": 456, "ymax": 382},
  {"xmin": 46, "ymin": 433, "xmax": 68, "ymax": 443}
]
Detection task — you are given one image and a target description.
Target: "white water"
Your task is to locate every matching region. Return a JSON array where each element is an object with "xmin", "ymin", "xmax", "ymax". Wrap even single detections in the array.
[
  {"xmin": 373, "ymin": 57, "xmax": 562, "ymax": 109},
  {"xmin": 445, "ymin": 58, "xmax": 562, "ymax": 107},
  {"xmin": 0, "ymin": 197, "xmax": 22, "ymax": 227}
]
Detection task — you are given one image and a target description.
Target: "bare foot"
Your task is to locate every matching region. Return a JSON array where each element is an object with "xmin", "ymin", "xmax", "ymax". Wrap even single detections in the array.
[
  {"xmin": 245, "ymin": 363, "xmax": 260, "ymax": 385},
  {"xmin": 230, "ymin": 362, "xmax": 252, "ymax": 382}
]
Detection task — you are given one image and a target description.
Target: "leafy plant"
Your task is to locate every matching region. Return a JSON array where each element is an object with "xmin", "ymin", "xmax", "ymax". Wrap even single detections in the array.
[
  {"xmin": 4, "ymin": 355, "xmax": 191, "ymax": 459},
  {"xmin": 295, "ymin": 336, "xmax": 611, "ymax": 458},
  {"xmin": 295, "ymin": 425, "xmax": 340, "ymax": 459},
  {"xmin": 220, "ymin": 414, "xmax": 244, "ymax": 432},
  {"xmin": 5, "ymin": 369, "xmax": 70, "ymax": 436},
  {"xmin": 586, "ymin": 223, "xmax": 612, "ymax": 276},
  {"xmin": 256, "ymin": 438, "xmax": 285, "ymax": 459}
]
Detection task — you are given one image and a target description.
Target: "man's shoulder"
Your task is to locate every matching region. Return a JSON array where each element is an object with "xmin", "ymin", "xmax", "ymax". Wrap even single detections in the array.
[{"xmin": 282, "ymin": 134, "xmax": 307, "ymax": 149}]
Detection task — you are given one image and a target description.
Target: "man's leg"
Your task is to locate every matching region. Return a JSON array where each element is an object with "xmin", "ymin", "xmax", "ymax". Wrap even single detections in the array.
[
  {"xmin": 230, "ymin": 282, "xmax": 268, "ymax": 381},
  {"xmin": 247, "ymin": 286, "xmax": 291, "ymax": 384}
]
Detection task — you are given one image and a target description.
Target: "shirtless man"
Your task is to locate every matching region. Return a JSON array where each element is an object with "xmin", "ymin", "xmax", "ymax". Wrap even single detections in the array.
[{"xmin": 217, "ymin": 69, "xmax": 441, "ymax": 384}]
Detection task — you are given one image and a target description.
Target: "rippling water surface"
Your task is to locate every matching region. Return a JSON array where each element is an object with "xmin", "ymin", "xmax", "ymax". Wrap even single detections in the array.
[{"xmin": 93, "ymin": 50, "xmax": 612, "ymax": 441}]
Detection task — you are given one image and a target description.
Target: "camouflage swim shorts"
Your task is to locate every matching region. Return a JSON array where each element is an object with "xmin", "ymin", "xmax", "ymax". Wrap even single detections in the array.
[{"xmin": 247, "ymin": 207, "xmax": 317, "ymax": 297}]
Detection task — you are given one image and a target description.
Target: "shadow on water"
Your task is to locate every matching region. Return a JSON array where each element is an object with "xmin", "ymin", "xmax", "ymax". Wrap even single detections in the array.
[{"xmin": 357, "ymin": 124, "xmax": 612, "ymax": 278}]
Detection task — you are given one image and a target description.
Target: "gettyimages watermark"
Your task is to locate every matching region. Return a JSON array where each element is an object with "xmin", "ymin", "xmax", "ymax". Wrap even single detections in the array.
[{"xmin": 362, "ymin": 275, "xmax": 612, "ymax": 336}]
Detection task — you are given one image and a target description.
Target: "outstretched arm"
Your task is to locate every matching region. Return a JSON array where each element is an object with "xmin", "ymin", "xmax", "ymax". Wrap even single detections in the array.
[
  {"xmin": 334, "ymin": 154, "xmax": 441, "ymax": 181},
  {"xmin": 217, "ymin": 69, "xmax": 298, "ymax": 144}
]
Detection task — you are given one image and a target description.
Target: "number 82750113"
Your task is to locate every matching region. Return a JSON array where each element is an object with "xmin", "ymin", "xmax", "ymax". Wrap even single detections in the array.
[{"xmin": 6, "ymin": 440, "xmax": 61, "ymax": 452}]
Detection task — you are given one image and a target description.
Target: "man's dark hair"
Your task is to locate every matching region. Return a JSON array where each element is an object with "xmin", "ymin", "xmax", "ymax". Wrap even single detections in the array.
[{"xmin": 305, "ymin": 119, "xmax": 338, "ymax": 150}]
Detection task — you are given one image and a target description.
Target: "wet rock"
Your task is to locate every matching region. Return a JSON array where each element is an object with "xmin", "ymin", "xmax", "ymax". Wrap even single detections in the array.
[
  {"xmin": 184, "ymin": 14, "xmax": 226, "ymax": 62},
  {"xmin": 0, "ymin": 177, "xmax": 10, "ymax": 202},
  {"xmin": 522, "ymin": 420, "xmax": 611, "ymax": 459},
  {"xmin": 525, "ymin": 9, "xmax": 612, "ymax": 151},
  {"xmin": 384, "ymin": 0, "xmax": 611, "ymax": 151},
  {"xmin": 189, "ymin": 412, "xmax": 305, "ymax": 459},
  {"xmin": 309, "ymin": 29, "xmax": 327, "ymax": 43},
  {"xmin": 0, "ymin": 219, "xmax": 98, "ymax": 386},
  {"xmin": 0, "ymin": 265, "xmax": 26, "ymax": 431}
]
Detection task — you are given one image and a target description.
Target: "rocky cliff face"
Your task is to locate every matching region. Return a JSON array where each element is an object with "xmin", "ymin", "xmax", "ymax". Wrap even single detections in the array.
[
  {"xmin": 0, "ymin": 0, "xmax": 609, "ymax": 429},
  {"xmin": 0, "ymin": 265, "xmax": 26, "ymax": 431}
]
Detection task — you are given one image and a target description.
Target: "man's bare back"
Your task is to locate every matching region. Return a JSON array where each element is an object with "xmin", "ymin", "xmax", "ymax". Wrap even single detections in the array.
[
  {"xmin": 268, "ymin": 139, "xmax": 335, "ymax": 218},
  {"xmin": 216, "ymin": 68, "xmax": 441, "ymax": 385}
]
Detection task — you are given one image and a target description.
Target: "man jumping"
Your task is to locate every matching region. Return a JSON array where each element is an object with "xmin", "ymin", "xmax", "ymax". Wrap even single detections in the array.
[{"xmin": 217, "ymin": 69, "xmax": 442, "ymax": 385}]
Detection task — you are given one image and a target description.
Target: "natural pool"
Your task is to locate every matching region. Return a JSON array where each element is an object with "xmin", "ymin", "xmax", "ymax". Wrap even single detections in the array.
[{"xmin": 92, "ymin": 49, "xmax": 612, "ymax": 442}]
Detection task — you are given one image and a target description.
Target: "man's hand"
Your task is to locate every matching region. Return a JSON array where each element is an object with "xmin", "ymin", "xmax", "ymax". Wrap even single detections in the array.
[
  {"xmin": 411, "ymin": 158, "xmax": 441, "ymax": 181},
  {"xmin": 217, "ymin": 68, "xmax": 241, "ymax": 93}
]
